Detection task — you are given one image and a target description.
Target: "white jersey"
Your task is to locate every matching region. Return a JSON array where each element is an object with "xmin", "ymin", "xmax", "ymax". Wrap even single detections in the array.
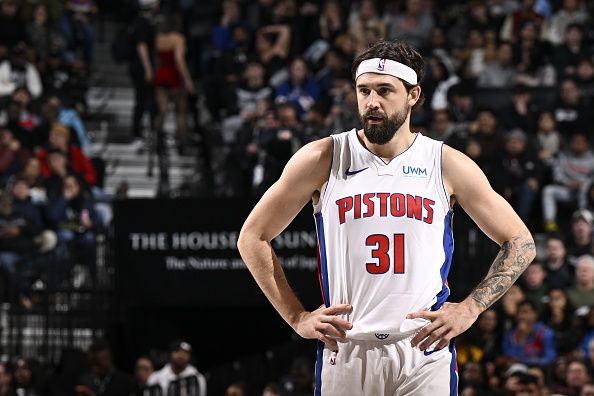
[{"xmin": 313, "ymin": 129, "xmax": 453, "ymax": 340}]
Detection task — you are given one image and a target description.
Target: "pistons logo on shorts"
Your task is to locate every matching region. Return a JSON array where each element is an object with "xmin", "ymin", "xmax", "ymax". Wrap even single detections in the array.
[
  {"xmin": 377, "ymin": 58, "xmax": 386, "ymax": 71},
  {"xmin": 375, "ymin": 333, "xmax": 389, "ymax": 340}
]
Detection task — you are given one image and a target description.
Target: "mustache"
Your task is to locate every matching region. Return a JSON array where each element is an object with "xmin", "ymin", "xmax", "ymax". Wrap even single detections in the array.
[{"xmin": 363, "ymin": 111, "xmax": 386, "ymax": 119}]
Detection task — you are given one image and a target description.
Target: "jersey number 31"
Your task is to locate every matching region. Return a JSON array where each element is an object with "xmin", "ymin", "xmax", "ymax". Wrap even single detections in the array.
[{"xmin": 365, "ymin": 234, "xmax": 405, "ymax": 274}]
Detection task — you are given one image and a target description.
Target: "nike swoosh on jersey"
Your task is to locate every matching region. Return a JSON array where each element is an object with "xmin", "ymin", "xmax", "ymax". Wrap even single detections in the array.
[
  {"xmin": 423, "ymin": 349, "xmax": 438, "ymax": 356},
  {"xmin": 345, "ymin": 166, "xmax": 369, "ymax": 176}
]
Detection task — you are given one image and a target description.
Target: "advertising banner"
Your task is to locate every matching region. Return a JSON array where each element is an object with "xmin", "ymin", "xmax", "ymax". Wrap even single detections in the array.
[{"xmin": 113, "ymin": 199, "xmax": 321, "ymax": 307}]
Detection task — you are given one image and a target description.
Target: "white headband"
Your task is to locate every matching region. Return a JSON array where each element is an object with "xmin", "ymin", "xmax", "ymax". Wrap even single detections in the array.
[{"xmin": 355, "ymin": 58, "xmax": 418, "ymax": 85}]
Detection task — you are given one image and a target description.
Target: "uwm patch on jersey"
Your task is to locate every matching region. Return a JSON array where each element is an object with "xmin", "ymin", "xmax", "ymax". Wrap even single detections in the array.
[{"xmin": 312, "ymin": 129, "xmax": 454, "ymax": 340}]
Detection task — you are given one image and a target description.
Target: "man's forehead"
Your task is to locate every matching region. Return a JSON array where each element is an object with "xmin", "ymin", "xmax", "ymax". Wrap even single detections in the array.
[{"xmin": 356, "ymin": 73, "xmax": 403, "ymax": 87}]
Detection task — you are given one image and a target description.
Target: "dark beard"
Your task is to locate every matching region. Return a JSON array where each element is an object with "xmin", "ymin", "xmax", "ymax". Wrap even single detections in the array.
[{"xmin": 360, "ymin": 107, "xmax": 409, "ymax": 145}]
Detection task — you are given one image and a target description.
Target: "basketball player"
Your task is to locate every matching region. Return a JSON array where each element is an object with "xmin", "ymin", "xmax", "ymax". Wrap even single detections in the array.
[{"xmin": 237, "ymin": 40, "xmax": 536, "ymax": 395}]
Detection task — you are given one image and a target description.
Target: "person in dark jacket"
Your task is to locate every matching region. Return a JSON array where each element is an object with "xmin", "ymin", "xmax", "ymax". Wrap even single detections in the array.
[{"xmin": 499, "ymin": 128, "xmax": 542, "ymax": 222}]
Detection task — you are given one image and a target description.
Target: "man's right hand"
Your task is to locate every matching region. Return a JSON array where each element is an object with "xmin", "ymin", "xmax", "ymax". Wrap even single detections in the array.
[{"xmin": 292, "ymin": 304, "xmax": 353, "ymax": 349}]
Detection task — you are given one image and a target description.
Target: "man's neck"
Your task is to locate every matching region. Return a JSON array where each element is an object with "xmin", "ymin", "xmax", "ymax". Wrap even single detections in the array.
[{"xmin": 357, "ymin": 127, "xmax": 416, "ymax": 163}]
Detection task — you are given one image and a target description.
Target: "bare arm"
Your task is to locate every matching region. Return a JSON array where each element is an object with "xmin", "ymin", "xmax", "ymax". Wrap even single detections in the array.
[
  {"xmin": 409, "ymin": 145, "xmax": 535, "ymax": 351},
  {"xmin": 444, "ymin": 146, "xmax": 536, "ymax": 312},
  {"xmin": 238, "ymin": 138, "xmax": 352, "ymax": 347},
  {"xmin": 261, "ymin": 25, "xmax": 291, "ymax": 59},
  {"xmin": 173, "ymin": 35, "xmax": 194, "ymax": 93}
]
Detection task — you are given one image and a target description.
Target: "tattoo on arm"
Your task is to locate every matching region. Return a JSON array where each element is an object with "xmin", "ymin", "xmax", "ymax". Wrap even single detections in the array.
[{"xmin": 471, "ymin": 235, "xmax": 536, "ymax": 310}]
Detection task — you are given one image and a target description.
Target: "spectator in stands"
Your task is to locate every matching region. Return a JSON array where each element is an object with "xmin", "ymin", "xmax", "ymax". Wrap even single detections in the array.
[
  {"xmin": 27, "ymin": 3, "xmax": 66, "ymax": 73},
  {"xmin": 0, "ymin": 362, "xmax": 14, "ymax": 396},
  {"xmin": 255, "ymin": 24, "xmax": 291, "ymax": 84},
  {"xmin": 128, "ymin": 0, "xmax": 158, "ymax": 149},
  {"xmin": 446, "ymin": 81, "xmax": 477, "ymax": 128},
  {"xmin": 225, "ymin": 382, "xmax": 248, "ymax": 396},
  {"xmin": 76, "ymin": 339, "xmax": 134, "ymax": 396},
  {"xmin": 582, "ymin": 383, "xmax": 594, "ymax": 396},
  {"xmin": 566, "ymin": 209, "xmax": 594, "ymax": 265},
  {"xmin": 13, "ymin": 357, "xmax": 49, "ymax": 396},
  {"xmin": 501, "ymin": 84, "xmax": 541, "ymax": 135},
  {"xmin": 238, "ymin": 61, "xmax": 274, "ymax": 115},
  {"xmin": 45, "ymin": 174, "xmax": 98, "ymax": 285},
  {"xmin": 45, "ymin": 171, "xmax": 95, "ymax": 232},
  {"xmin": 42, "ymin": 47, "xmax": 84, "ymax": 106},
  {"xmin": 535, "ymin": 111, "xmax": 561, "ymax": 168},
  {"xmin": 477, "ymin": 41, "xmax": 516, "ymax": 88},
  {"xmin": 542, "ymin": 287, "xmax": 579, "ymax": 356},
  {"xmin": 212, "ymin": 0, "xmax": 248, "ymax": 52},
  {"xmin": 542, "ymin": 133, "xmax": 594, "ymax": 231},
  {"xmin": 498, "ymin": 283, "xmax": 526, "ymax": 333},
  {"xmin": 1, "ymin": 108, "xmax": 30, "ymax": 159},
  {"xmin": 146, "ymin": 340, "xmax": 206, "ymax": 396},
  {"xmin": 318, "ymin": 0, "xmax": 345, "ymax": 44},
  {"xmin": 551, "ymin": 23, "xmax": 592, "ymax": 77},
  {"xmin": 428, "ymin": 55, "xmax": 460, "ymax": 112},
  {"xmin": 0, "ymin": 129, "xmax": 30, "ymax": 185},
  {"xmin": 0, "ymin": 43, "xmax": 43, "ymax": 99},
  {"xmin": 37, "ymin": 123, "xmax": 96, "ymax": 187},
  {"xmin": 503, "ymin": 300, "xmax": 557, "ymax": 366},
  {"xmin": 579, "ymin": 310, "xmax": 594, "ymax": 359},
  {"xmin": 262, "ymin": 383, "xmax": 281, "ymax": 396},
  {"xmin": 550, "ymin": 356, "xmax": 573, "ymax": 394},
  {"xmin": 515, "ymin": 372, "xmax": 543, "ymax": 396},
  {"xmin": 566, "ymin": 360, "xmax": 592, "ymax": 396},
  {"xmin": 567, "ymin": 255, "xmax": 594, "ymax": 309},
  {"xmin": 457, "ymin": 308, "xmax": 502, "ymax": 364},
  {"xmin": 10, "ymin": 178, "xmax": 56, "ymax": 254},
  {"xmin": 553, "ymin": 77, "xmax": 592, "ymax": 136},
  {"xmin": 153, "ymin": 13, "xmax": 195, "ymax": 154},
  {"xmin": 42, "ymin": 149, "xmax": 69, "ymax": 199},
  {"xmin": 500, "ymin": 0, "xmax": 545, "ymax": 43},
  {"xmin": 44, "ymin": 96, "xmax": 92, "ymax": 155},
  {"xmin": 386, "ymin": 0, "xmax": 434, "ymax": 49},
  {"xmin": 222, "ymin": 62, "xmax": 273, "ymax": 145},
  {"xmin": 543, "ymin": 234, "xmax": 575, "ymax": 288},
  {"xmin": 521, "ymin": 261, "xmax": 548, "ymax": 312},
  {"xmin": 132, "ymin": 356, "xmax": 154, "ymax": 394},
  {"xmin": 513, "ymin": 21, "xmax": 555, "ymax": 88},
  {"xmin": 315, "ymin": 48, "xmax": 350, "ymax": 101},
  {"xmin": 428, "ymin": 110, "xmax": 456, "ymax": 142},
  {"xmin": 18, "ymin": 158, "xmax": 46, "ymax": 203},
  {"xmin": 275, "ymin": 57, "xmax": 319, "ymax": 117},
  {"xmin": 545, "ymin": 0, "xmax": 589, "ymax": 46},
  {"xmin": 324, "ymin": 85, "xmax": 359, "ymax": 135},
  {"xmin": 278, "ymin": 356, "xmax": 314, "ymax": 396},
  {"xmin": 458, "ymin": 29, "xmax": 488, "ymax": 79},
  {"xmin": 576, "ymin": 57, "xmax": 594, "ymax": 95},
  {"xmin": 0, "ymin": 192, "xmax": 43, "ymax": 301},
  {"xmin": 0, "ymin": 0, "xmax": 27, "ymax": 59},
  {"xmin": 499, "ymin": 128, "xmax": 541, "ymax": 221},
  {"xmin": 458, "ymin": 361, "xmax": 493, "ymax": 395},
  {"xmin": 59, "ymin": 0, "xmax": 97, "ymax": 66},
  {"xmin": 348, "ymin": 0, "xmax": 384, "ymax": 47}
]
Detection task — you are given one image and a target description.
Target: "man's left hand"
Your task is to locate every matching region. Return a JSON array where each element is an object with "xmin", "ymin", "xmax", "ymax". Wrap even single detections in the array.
[{"xmin": 406, "ymin": 301, "xmax": 480, "ymax": 351}]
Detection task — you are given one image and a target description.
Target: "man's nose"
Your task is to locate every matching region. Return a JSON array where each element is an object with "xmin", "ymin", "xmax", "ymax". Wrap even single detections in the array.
[{"xmin": 366, "ymin": 90, "xmax": 380, "ymax": 109}]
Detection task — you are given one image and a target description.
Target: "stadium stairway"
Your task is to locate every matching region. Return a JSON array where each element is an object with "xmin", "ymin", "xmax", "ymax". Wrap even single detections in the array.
[{"xmin": 85, "ymin": 19, "xmax": 209, "ymax": 198}]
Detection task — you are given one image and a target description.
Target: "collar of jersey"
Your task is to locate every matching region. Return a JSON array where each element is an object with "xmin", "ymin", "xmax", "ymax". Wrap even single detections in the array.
[{"xmin": 349, "ymin": 129, "xmax": 420, "ymax": 168}]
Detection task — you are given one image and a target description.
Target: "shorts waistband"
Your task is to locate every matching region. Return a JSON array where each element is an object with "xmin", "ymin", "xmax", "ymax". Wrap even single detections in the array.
[{"xmin": 345, "ymin": 330, "xmax": 416, "ymax": 342}]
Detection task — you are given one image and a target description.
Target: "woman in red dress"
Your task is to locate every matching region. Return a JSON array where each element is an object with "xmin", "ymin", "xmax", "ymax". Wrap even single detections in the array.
[{"xmin": 153, "ymin": 14, "xmax": 194, "ymax": 152}]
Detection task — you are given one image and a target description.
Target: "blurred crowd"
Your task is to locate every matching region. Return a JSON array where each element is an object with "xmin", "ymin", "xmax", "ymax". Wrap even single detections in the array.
[{"xmin": 0, "ymin": 0, "xmax": 110, "ymax": 309}]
